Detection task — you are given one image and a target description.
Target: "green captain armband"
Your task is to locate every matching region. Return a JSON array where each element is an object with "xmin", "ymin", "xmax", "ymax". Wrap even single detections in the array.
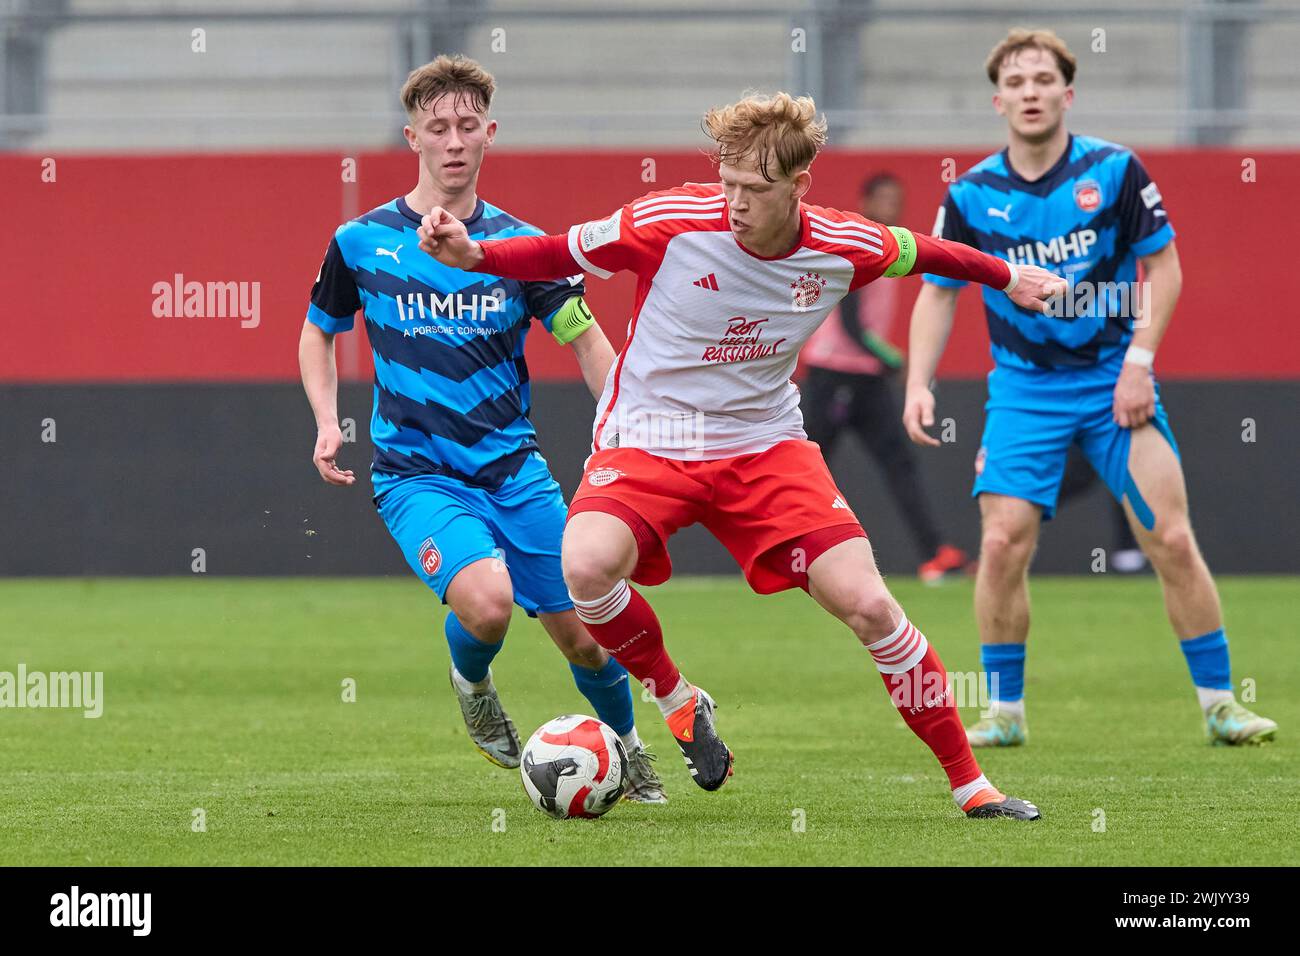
[
  {"xmin": 549, "ymin": 296, "xmax": 595, "ymax": 345},
  {"xmin": 882, "ymin": 226, "xmax": 918, "ymax": 278}
]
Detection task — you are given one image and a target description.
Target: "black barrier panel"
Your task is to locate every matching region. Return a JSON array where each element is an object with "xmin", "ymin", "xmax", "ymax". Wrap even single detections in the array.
[{"xmin": 3, "ymin": 381, "xmax": 1296, "ymax": 575}]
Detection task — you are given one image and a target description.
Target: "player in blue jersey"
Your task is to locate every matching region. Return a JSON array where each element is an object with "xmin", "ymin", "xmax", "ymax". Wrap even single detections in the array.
[
  {"xmin": 903, "ymin": 29, "xmax": 1276, "ymax": 747},
  {"xmin": 297, "ymin": 55, "xmax": 666, "ymax": 801}
]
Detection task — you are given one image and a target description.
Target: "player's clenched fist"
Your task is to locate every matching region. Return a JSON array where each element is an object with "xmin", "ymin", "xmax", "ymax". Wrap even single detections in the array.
[
  {"xmin": 1006, "ymin": 263, "xmax": 1069, "ymax": 314},
  {"xmin": 313, "ymin": 423, "xmax": 356, "ymax": 487},
  {"xmin": 902, "ymin": 384, "xmax": 942, "ymax": 448},
  {"xmin": 417, "ymin": 207, "xmax": 484, "ymax": 270}
]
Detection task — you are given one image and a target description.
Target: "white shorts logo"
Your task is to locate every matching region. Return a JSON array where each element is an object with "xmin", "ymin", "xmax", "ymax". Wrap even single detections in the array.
[
  {"xmin": 580, "ymin": 212, "xmax": 622, "ymax": 252},
  {"xmin": 587, "ymin": 467, "xmax": 623, "ymax": 487}
]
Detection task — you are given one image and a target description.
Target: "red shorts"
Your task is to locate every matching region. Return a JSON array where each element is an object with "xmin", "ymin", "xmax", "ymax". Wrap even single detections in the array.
[{"xmin": 568, "ymin": 439, "xmax": 866, "ymax": 593}]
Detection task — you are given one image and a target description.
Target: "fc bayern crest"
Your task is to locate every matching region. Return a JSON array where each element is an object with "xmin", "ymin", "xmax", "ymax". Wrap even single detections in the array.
[
  {"xmin": 417, "ymin": 536, "xmax": 442, "ymax": 576},
  {"xmin": 790, "ymin": 272, "xmax": 827, "ymax": 312},
  {"xmin": 587, "ymin": 467, "xmax": 623, "ymax": 487},
  {"xmin": 1074, "ymin": 179, "xmax": 1102, "ymax": 212}
]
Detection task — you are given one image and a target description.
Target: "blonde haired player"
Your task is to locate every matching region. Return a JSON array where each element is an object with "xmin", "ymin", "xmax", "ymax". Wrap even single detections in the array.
[{"xmin": 418, "ymin": 91, "xmax": 1065, "ymax": 819}]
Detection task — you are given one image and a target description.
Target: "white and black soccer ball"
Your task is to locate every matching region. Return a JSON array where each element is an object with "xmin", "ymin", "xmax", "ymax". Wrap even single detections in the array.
[{"xmin": 520, "ymin": 714, "xmax": 629, "ymax": 819}]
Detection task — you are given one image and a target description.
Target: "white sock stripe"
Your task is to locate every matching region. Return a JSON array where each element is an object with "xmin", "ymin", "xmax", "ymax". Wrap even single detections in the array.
[
  {"xmin": 873, "ymin": 640, "xmax": 923, "ymax": 669},
  {"xmin": 571, "ymin": 579, "xmax": 627, "ymax": 613},
  {"xmin": 869, "ymin": 623, "xmax": 918, "ymax": 661},
  {"xmin": 573, "ymin": 601, "xmax": 626, "ymax": 626},
  {"xmin": 872, "ymin": 629, "xmax": 923, "ymax": 665},
  {"xmin": 571, "ymin": 580, "xmax": 631, "ymax": 625},
  {"xmin": 872, "ymin": 628, "xmax": 930, "ymax": 675},
  {"xmin": 875, "ymin": 640, "xmax": 929, "ymax": 674},
  {"xmin": 865, "ymin": 616, "xmax": 909, "ymax": 648},
  {"xmin": 577, "ymin": 587, "xmax": 626, "ymax": 619}
]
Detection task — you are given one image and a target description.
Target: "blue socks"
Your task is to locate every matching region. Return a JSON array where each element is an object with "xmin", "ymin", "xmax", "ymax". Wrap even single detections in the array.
[
  {"xmin": 981, "ymin": 643, "xmax": 1027, "ymax": 703},
  {"xmin": 569, "ymin": 659, "xmax": 635, "ymax": 736},
  {"xmin": 446, "ymin": 612, "xmax": 635, "ymax": 737},
  {"xmin": 445, "ymin": 613, "xmax": 503, "ymax": 684},
  {"xmin": 1180, "ymin": 628, "xmax": 1231, "ymax": 690},
  {"xmin": 971, "ymin": 632, "xmax": 1233, "ymax": 716}
]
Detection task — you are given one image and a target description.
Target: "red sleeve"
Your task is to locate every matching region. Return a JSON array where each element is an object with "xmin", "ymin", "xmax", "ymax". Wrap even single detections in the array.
[
  {"xmin": 567, "ymin": 184, "xmax": 726, "ymax": 279},
  {"xmin": 912, "ymin": 232, "xmax": 1012, "ymax": 289},
  {"xmin": 476, "ymin": 233, "xmax": 579, "ymax": 281},
  {"xmin": 805, "ymin": 208, "xmax": 899, "ymax": 292}
]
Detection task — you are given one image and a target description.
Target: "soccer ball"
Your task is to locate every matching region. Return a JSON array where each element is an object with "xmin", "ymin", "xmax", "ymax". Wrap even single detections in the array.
[{"xmin": 520, "ymin": 714, "xmax": 629, "ymax": 819}]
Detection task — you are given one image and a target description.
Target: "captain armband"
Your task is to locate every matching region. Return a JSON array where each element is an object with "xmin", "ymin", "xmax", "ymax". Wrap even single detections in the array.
[
  {"xmin": 550, "ymin": 296, "xmax": 596, "ymax": 345},
  {"xmin": 882, "ymin": 226, "xmax": 918, "ymax": 278}
]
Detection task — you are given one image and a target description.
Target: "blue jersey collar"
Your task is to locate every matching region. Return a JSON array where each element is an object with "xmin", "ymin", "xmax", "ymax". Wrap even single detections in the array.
[
  {"xmin": 396, "ymin": 195, "xmax": 486, "ymax": 227},
  {"xmin": 1000, "ymin": 133, "xmax": 1075, "ymax": 187}
]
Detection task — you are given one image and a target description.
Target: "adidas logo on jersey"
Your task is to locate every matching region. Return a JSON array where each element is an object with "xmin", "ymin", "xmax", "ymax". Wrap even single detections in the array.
[
  {"xmin": 692, "ymin": 273, "xmax": 720, "ymax": 291},
  {"xmin": 832, "ymin": 496, "xmax": 849, "ymax": 510}
]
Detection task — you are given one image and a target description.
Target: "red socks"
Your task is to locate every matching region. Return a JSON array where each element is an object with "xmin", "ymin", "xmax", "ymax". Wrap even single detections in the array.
[
  {"xmin": 866, "ymin": 618, "xmax": 982, "ymax": 790},
  {"xmin": 572, "ymin": 579, "xmax": 680, "ymax": 697}
]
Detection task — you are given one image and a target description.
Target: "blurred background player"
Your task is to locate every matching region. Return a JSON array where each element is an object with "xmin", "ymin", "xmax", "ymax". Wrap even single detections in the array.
[
  {"xmin": 418, "ymin": 91, "xmax": 1068, "ymax": 819},
  {"xmin": 298, "ymin": 55, "xmax": 666, "ymax": 801},
  {"xmin": 903, "ymin": 29, "xmax": 1277, "ymax": 748},
  {"xmin": 801, "ymin": 172, "xmax": 971, "ymax": 583}
]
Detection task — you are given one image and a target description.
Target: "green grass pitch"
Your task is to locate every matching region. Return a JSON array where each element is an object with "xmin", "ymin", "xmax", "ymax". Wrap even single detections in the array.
[{"xmin": 2, "ymin": 576, "xmax": 1296, "ymax": 866}]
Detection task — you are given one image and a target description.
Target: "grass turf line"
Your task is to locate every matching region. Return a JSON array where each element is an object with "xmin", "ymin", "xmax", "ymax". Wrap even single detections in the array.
[{"xmin": 1, "ymin": 577, "xmax": 1296, "ymax": 866}]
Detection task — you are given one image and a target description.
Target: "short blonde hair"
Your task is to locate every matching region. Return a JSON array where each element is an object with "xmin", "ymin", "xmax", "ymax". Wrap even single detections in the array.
[
  {"xmin": 985, "ymin": 28, "xmax": 1077, "ymax": 86},
  {"xmin": 400, "ymin": 54, "xmax": 495, "ymax": 117},
  {"xmin": 702, "ymin": 92, "xmax": 828, "ymax": 182}
]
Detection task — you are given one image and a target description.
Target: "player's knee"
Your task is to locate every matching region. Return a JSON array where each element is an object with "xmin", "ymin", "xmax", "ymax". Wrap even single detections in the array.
[
  {"xmin": 981, "ymin": 524, "xmax": 1034, "ymax": 576},
  {"xmin": 1149, "ymin": 522, "xmax": 1198, "ymax": 571},
  {"xmin": 453, "ymin": 590, "xmax": 514, "ymax": 643},
  {"xmin": 846, "ymin": 588, "xmax": 902, "ymax": 644},
  {"xmin": 561, "ymin": 539, "xmax": 624, "ymax": 602}
]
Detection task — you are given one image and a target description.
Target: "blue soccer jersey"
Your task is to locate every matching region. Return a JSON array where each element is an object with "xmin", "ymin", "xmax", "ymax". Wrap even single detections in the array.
[
  {"xmin": 307, "ymin": 197, "xmax": 583, "ymax": 497},
  {"xmin": 924, "ymin": 134, "xmax": 1175, "ymax": 370}
]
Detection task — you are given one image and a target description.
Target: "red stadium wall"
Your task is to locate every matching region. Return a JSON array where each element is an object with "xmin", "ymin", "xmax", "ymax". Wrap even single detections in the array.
[{"xmin": 2, "ymin": 149, "xmax": 1297, "ymax": 383}]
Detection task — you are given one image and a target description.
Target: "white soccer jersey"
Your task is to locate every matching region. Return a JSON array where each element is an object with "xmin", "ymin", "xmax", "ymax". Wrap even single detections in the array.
[{"xmin": 566, "ymin": 183, "xmax": 902, "ymax": 460}]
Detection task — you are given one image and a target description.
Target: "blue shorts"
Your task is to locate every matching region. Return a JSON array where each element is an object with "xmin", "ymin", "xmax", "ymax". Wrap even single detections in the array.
[
  {"xmin": 973, "ymin": 352, "xmax": 1179, "ymax": 527},
  {"xmin": 374, "ymin": 451, "xmax": 572, "ymax": 616}
]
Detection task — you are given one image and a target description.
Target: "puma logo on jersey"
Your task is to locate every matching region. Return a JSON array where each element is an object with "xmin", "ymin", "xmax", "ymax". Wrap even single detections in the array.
[
  {"xmin": 376, "ymin": 245, "xmax": 403, "ymax": 264},
  {"xmin": 987, "ymin": 204, "xmax": 1013, "ymax": 222}
]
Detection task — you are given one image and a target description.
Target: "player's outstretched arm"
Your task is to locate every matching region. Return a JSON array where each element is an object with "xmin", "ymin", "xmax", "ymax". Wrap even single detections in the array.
[
  {"xmin": 417, "ymin": 207, "xmax": 581, "ymax": 280},
  {"xmin": 902, "ymin": 230, "xmax": 1067, "ymax": 313},
  {"xmin": 298, "ymin": 319, "xmax": 356, "ymax": 487},
  {"xmin": 417, "ymin": 207, "xmax": 484, "ymax": 270},
  {"xmin": 902, "ymin": 282, "xmax": 961, "ymax": 448}
]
